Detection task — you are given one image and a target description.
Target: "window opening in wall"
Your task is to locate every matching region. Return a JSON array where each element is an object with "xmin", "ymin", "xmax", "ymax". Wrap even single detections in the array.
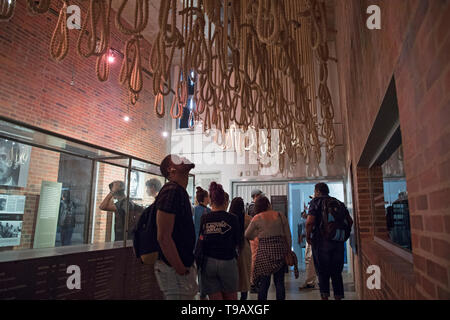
[
  {"xmin": 381, "ymin": 145, "xmax": 411, "ymax": 250},
  {"xmin": 364, "ymin": 77, "xmax": 412, "ymax": 252}
]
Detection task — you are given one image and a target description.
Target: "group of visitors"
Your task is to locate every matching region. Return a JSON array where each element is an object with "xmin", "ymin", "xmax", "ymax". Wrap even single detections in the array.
[{"xmin": 103, "ymin": 153, "xmax": 353, "ymax": 301}]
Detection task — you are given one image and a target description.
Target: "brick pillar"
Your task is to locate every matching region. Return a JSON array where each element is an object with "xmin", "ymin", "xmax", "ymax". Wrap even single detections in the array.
[
  {"xmin": 354, "ymin": 167, "xmax": 374, "ymax": 241},
  {"xmin": 369, "ymin": 166, "xmax": 389, "ymax": 239}
]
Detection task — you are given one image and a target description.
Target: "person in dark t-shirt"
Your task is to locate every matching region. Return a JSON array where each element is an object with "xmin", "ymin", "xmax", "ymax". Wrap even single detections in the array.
[
  {"xmin": 306, "ymin": 182, "xmax": 353, "ymax": 301},
  {"xmin": 99, "ymin": 181, "xmax": 143, "ymax": 241},
  {"xmin": 198, "ymin": 182, "xmax": 240, "ymax": 300},
  {"xmin": 154, "ymin": 154, "xmax": 198, "ymax": 300}
]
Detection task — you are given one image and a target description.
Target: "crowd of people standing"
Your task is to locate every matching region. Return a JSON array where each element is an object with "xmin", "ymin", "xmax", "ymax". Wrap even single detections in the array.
[{"xmin": 151, "ymin": 154, "xmax": 353, "ymax": 301}]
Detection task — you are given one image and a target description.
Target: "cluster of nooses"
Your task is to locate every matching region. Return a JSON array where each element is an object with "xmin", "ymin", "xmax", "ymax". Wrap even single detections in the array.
[
  {"xmin": 0, "ymin": 0, "xmax": 336, "ymax": 174},
  {"xmin": 151, "ymin": 0, "xmax": 336, "ymax": 174}
]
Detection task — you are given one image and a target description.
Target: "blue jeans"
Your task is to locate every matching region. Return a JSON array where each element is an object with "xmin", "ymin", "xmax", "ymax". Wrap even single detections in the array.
[
  {"xmin": 312, "ymin": 240, "xmax": 345, "ymax": 299},
  {"xmin": 257, "ymin": 265, "xmax": 286, "ymax": 300},
  {"xmin": 60, "ymin": 227, "xmax": 74, "ymax": 246},
  {"xmin": 200, "ymin": 257, "xmax": 239, "ymax": 295}
]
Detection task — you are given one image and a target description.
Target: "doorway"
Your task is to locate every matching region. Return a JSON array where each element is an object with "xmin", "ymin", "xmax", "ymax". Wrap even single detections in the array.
[{"xmin": 288, "ymin": 181, "xmax": 346, "ymax": 270}]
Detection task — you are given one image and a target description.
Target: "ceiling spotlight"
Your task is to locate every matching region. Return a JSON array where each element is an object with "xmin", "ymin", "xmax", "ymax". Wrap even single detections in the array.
[
  {"xmin": 124, "ymin": 116, "xmax": 130, "ymax": 122},
  {"xmin": 108, "ymin": 55, "xmax": 115, "ymax": 63}
]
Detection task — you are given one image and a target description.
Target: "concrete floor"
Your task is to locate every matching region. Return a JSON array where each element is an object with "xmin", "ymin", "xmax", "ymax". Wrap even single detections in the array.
[
  {"xmin": 194, "ymin": 268, "xmax": 358, "ymax": 300},
  {"xmin": 246, "ymin": 268, "xmax": 358, "ymax": 301}
]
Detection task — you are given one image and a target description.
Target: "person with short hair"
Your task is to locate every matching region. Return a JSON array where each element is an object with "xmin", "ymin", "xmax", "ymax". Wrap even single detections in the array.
[
  {"xmin": 306, "ymin": 182, "xmax": 353, "ymax": 300},
  {"xmin": 99, "ymin": 180, "xmax": 143, "ymax": 241},
  {"xmin": 245, "ymin": 196, "xmax": 292, "ymax": 300},
  {"xmin": 247, "ymin": 189, "xmax": 263, "ymax": 217},
  {"xmin": 145, "ymin": 178, "xmax": 162, "ymax": 198},
  {"xmin": 198, "ymin": 182, "xmax": 240, "ymax": 300},
  {"xmin": 154, "ymin": 154, "xmax": 198, "ymax": 300}
]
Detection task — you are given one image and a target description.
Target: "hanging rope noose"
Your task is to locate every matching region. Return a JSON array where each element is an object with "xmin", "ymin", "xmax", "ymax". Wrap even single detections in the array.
[
  {"xmin": 119, "ymin": 35, "xmax": 143, "ymax": 105},
  {"xmin": 96, "ymin": 52, "xmax": 110, "ymax": 82},
  {"xmin": 26, "ymin": 0, "xmax": 50, "ymax": 15},
  {"xmin": 115, "ymin": 0, "xmax": 149, "ymax": 35},
  {"xmin": 0, "ymin": 0, "xmax": 16, "ymax": 21},
  {"xmin": 50, "ymin": 0, "xmax": 69, "ymax": 61},
  {"xmin": 77, "ymin": 0, "xmax": 111, "ymax": 58}
]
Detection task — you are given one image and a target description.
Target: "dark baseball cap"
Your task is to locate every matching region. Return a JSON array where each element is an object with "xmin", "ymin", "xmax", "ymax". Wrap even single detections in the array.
[{"xmin": 251, "ymin": 189, "xmax": 263, "ymax": 197}]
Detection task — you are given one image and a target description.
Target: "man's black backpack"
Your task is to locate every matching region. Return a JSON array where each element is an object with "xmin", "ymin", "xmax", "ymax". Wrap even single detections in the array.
[
  {"xmin": 320, "ymin": 197, "xmax": 352, "ymax": 242},
  {"xmin": 133, "ymin": 202, "xmax": 160, "ymax": 264}
]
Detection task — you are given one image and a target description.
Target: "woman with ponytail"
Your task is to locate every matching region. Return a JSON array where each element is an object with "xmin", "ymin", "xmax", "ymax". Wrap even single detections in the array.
[{"xmin": 197, "ymin": 182, "xmax": 240, "ymax": 300}]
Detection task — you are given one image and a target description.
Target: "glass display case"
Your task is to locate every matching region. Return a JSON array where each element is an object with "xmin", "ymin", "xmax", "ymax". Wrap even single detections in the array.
[{"xmin": 0, "ymin": 117, "xmax": 194, "ymax": 257}]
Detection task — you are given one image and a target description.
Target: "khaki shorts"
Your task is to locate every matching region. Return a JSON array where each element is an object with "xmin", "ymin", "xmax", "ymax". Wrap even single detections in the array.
[{"xmin": 154, "ymin": 260, "xmax": 198, "ymax": 300}]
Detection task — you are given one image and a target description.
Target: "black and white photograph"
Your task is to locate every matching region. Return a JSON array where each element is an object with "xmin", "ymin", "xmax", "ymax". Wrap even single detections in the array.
[
  {"xmin": 0, "ymin": 220, "xmax": 22, "ymax": 247},
  {"xmin": 129, "ymin": 171, "xmax": 145, "ymax": 199},
  {"xmin": 0, "ymin": 138, "xmax": 31, "ymax": 188}
]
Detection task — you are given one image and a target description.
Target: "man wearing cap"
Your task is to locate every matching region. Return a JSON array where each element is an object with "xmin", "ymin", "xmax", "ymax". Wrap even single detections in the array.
[
  {"xmin": 247, "ymin": 189, "xmax": 263, "ymax": 218},
  {"xmin": 154, "ymin": 154, "xmax": 198, "ymax": 300}
]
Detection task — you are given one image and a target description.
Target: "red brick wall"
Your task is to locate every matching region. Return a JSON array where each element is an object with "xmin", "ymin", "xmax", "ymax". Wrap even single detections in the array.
[
  {"xmin": 0, "ymin": 0, "xmax": 168, "ymax": 164},
  {"xmin": 0, "ymin": 1, "xmax": 169, "ymax": 255},
  {"xmin": 336, "ymin": 0, "xmax": 450, "ymax": 299}
]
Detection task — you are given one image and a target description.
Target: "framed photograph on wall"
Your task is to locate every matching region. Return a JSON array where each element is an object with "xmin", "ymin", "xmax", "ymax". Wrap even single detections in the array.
[
  {"xmin": 0, "ymin": 138, "xmax": 31, "ymax": 188},
  {"xmin": 0, "ymin": 194, "xmax": 26, "ymax": 247}
]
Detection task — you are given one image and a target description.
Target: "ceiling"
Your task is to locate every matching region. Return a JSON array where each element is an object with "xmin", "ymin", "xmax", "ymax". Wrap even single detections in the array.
[{"xmin": 111, "ymin": 0, "xmax": 337, "ymax": 45}]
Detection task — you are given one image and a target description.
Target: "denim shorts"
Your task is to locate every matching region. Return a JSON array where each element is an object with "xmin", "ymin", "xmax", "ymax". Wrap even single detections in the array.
[
  {"xmin": 200, "ymin": 257, "xmax": 239, "ymax": 295},
  {"xmin": 154, "ymin": 260, "xmax": 198, "ymax": 300}
]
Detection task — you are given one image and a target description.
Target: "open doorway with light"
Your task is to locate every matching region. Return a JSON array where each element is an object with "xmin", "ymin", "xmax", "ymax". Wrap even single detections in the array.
[{"xmin": 288, "ymin": 181, "xmax": 347, "ymax": 271}]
